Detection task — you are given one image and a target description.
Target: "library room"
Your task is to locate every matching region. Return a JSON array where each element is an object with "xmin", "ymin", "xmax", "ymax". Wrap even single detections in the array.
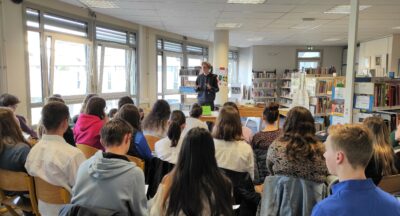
[{"xmin": 0, "ymin": 0, "xmax": 400, "ymax": 215}]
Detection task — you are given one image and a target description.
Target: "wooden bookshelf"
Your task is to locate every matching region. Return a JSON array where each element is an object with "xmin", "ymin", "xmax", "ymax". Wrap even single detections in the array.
[{"xmin": 252, "ymin": 70, "xmax": 277, "ymax": 104}]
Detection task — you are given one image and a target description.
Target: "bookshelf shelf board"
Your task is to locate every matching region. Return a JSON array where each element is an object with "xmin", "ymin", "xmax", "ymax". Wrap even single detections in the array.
[
  {"xmin": 254, "ymin": 96, "xmax": 276, "ymax": 99},
  {"xmin": 253, "ymin": 78, "xmax": 277, "ymax": 81},
  {"xmin": 281, "ymin": 87, "xmax": 291, "ymax": 89},
  {"xmin": 253, "ymin": 88, "xmax": 276, "ymax": 90},
  {"xmin": 312, "ymin": 94, "xmax": 332, "ymax": 97},
  {"xmin": 279, "ymin": 78, "xmax": 291, "ymax": 80},
  {"xmin": 372, "ymin": 105, "xmax": 400, "ymax": 111},
  {"xmin": 280, "ymin": 96, "xmax": 292, "ymax": 100},
  {"xmin": 280, "ymin": 103, "xmax": 291, "ymax": 107}
]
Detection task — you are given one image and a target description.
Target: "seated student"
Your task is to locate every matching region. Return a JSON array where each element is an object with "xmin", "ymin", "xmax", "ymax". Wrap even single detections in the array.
[
  {"xmin": 37, "ymin": 95, "xmax": 76, "ymax": 146},
  {"xmin": 142, "ymin": 100, "xmax": 171, "ymax": 138},
  {"xmin": 71, "ymin": 119, "xmax": 147, "ymax": 216},
  {"xmin": 182, "ymin": 103, "xmax": 208, "ymax": 133},
  {"xmin": 108, "ymin": 108, "xmax": 118, "ymax": 120},
  {"xmin": 73, "ymin": 96, "xmax": 107, "ymax": 151},
  {"xmin": 118, "ymin": 96, "xmax": 134, "ymax": 110},
  {"xmin": 312, "ymin": 124, "xmax": 400, "ymax": 216},
  {"xmin": 212, "ymin": 106, "xmax": 255, "ymax": 179},
  {"xmin": 149, "ymin": 128, "xmax": 233, "ymax": 216},
  {"xmin": 267, "ymin": 106, "xmax": 327, "ymax": 183},
  {"xmin": 223, "ymin": 102, "xmax": 253, "ymax": 144},
  {"xmin": 25, "ymin": 102, "xmax": 86, "ymax": 216},
  {"xmin": 115, "ymin": 104, "xmax": 153, "ymax": 160},
  {"xmin": 363, "ymin": 116, "xmax": 400, "ymax": 185},
  {"xmin": 0, "ymin": 107, "xmax": 31, "ymax": 172},
  {"xmin": 0, "ymin": 93, "xmax": 37, "ymax": 139},
  {"xmin": 72, "ymin": 93, "xmax": 98, "ymax": 124},
  {"xmin": 251, "ymin": 102, "xmax": 281, "ymax": 184},
  {"xmin": 155, "ymin": 110, "xmax": 186, "ymax": 164}
]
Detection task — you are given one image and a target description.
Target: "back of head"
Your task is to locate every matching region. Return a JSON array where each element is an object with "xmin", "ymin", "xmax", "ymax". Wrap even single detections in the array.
[
  {"xmin": 42, "ymin": 102, "xmax": 70, "ymax": 132},
  {"xmin": 108, "ymin": 108, "xmax": 118, "ymax": 119},
  {"xmin": 212, "ymin": 106, "xmax": 242, "ymax": 141},
  {"xmin": 142, "ymin": 99, "xmax": 171, "ymax": 131},
  {"xmin": 167, "ymin": 128, "xmax": 233, "ymax": 216},
  {"xmin": 263, "ymin": 102, "xmax": 279, "ymax": 124},
  {"xmin": 223, "ymin": 101, "xmax": 239, "ymax": 112},
  {"xmin": 281, "ymin": 106, "xmax": 320, "ymax": 160},
  {"xmin": 189, "ymin": 103, "xmax": 202, "ymax": 118},
  {"xmin": 118, "ymin": 96, "xmax": 134, "ymax": 110},
  {"xmin": 167, "ymin": 110, "xmax": 186, "ymax": 147},
  {"xmin": 0, "ymin": 93, "xmax": 20, "ymax": 107},
  {"xmin": 0, "ymin": 108, "xmax": 27, "ymax": 152},
  {"xmin": 46, "ymin": 96, "xmax": 65, "ymax": 104},
  {"xmin": 80, "ymin": 93, "xmax": 98, "ymax": 113},
  {"xmin": 85, "ymin": 96, "xmax": 106, "ymax": 120},
  {"xmin": 328, "ymin": 124, "xmax": 373, "ymax": 170},
  {"xmin": 363, "ymin": 116, "xmax": 397, "ymax": 175},
  {"xmin": 115, "ymin": 104, "xmax": 141, "ymax": 131},
  {"xmin": 100, "ymin": 118, "xmax": 133, "ymax": 148}
]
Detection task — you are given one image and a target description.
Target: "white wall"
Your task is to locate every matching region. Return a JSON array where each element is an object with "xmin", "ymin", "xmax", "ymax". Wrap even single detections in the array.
[
  {"xmin": 0, "ymin": 0, "xmax": 6, "ymax": 95},
  {"xmin": 238, "ymin": 47, "xmax": 253, "ymax": 86},
  {"xmin": 252, "ymin": 45, "xmax": 343, "ymax": 73},
  {"xmin": 358, "ymin": 36, "xmax": 393, "ymax": 76}
]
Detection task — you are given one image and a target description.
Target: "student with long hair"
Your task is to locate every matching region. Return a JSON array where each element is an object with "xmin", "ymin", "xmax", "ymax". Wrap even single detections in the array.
[
  {"xmin": 115, "ymin": 104, "xmax": 153, "ymax": 160},
  {"xmin": 212, "ymin": 106, "xmax": 255, "ymax": 179},
  {"xmin": 73, "ymin": 96, "xmax": 107, "ymax": 151},
  {"xmin": 155, "ymin": 110, "xmax": 186, "ymax": 164},
  {"xmin": 72, "ymin": 93, "xmax": 98, "ymax": 124},
  {"xmin": 0, "ymin": 108, "xmax": 31, "ymax": 172},
  {"xmin": 251, "ymin": 102, "xmax": 281, "ymax": 184},
  {"xmin": 143, "ymin": 100, "xmax": 171, "ymax": 138},
  {"xmin": 267, "ymin": 106, "xmax": 327, "ymax": 183},
  {"xmin": 223, "ymin": 102, "xmax": 253, "ymax": 143},
  {"xmin": 150, "ymin": 128, "xmax": 234, "ymax": 216},
  {"xmin": 363, "ymin": 116, "xmax": 400, "ymax": 185}
]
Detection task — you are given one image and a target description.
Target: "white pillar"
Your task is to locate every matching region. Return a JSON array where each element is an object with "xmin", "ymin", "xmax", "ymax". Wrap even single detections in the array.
[
  {"xmin": 213, "ymin": 30, "xmax": 229, "ymax": 106},
  {"xmin": 344, "ymin": 0, "xmax": 359, "ymax": 123}
]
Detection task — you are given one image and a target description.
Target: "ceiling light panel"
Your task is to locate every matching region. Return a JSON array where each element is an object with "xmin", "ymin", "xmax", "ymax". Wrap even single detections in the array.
[
  {"xmin": 324, "ymin": 5, "xmax": 371, "ymax": 14},
  {"xmin": 227, "ymin": 0, "xmax": 266, "ymax": 4},
  {"xmin": 79, "ymin": 0, "xmax": 119, "ymax": 9},
  {"xmin": 216, "ymin": 23, "xmax": 242, "ymax": 28}
]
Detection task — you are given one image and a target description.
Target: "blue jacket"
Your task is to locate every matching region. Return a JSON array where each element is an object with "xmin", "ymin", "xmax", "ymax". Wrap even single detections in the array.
[
  {"xmin": 258, "ymin": 175, "xmax": 327, "ymax": 216},
  {"xmin": 312, "ymin": 179, "xmax": 400, "ymax": 216},
  {"xmin": 128, "ymin": 131, "xmax": 153, "ymax": 160}
]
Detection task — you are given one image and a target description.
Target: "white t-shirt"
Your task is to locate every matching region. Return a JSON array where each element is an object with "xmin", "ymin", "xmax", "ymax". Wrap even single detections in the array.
[
  {"xmin": 180, "ymin": 117, "xmax": 209, "ymax": 141},
  {"xmin": 213, "ymin": 138, "xmax": 255, "ymax": 180},
  {"xmin": 154, "ymin": 137, "xmax": 179, "ymax": 164}
]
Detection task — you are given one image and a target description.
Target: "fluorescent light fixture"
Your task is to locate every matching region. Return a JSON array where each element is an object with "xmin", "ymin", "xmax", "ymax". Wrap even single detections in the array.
[
  {"xmin": 324, "ymin": 5, "xmax": 371, "ymax": 14},
  {"xmin": 290, "ymin": 23, "xmax": 321, "ymax": 30},
  {"xmin": 216, "ymin": 23, "xmax": 242, "ymax": 29},
  {"xmin": 79, "ymin": 0, "xmax": 119, "ymax": 9},
  {"xmin": 323, "ymin": 38, "xmax": 341, "ymax": 42},
  {"xmin": 247, "ymin": 37, "xmax": 264, "ymax": 41},
  {"xmin": 392, "ymin": 26, "xmax": 400, "ymax": 30},
  {"xmin": 227, "ymin": 0, "xmax": 266, "ymax": 4}
]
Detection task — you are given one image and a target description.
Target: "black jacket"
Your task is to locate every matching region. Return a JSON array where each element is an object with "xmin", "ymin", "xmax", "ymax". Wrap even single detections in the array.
[{"xmin": 195, "ymin": 73, "xmax": 219, "ymax": 103}]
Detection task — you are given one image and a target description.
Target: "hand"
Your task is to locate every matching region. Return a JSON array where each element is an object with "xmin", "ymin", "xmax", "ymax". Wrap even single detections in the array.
[
  {"xmin": 207, "ymin": 83, "xmax": 211, "ymax": 90},
  {"xmin": 255, "ymin": 184, "xmax": 264, "ymax": 194}
]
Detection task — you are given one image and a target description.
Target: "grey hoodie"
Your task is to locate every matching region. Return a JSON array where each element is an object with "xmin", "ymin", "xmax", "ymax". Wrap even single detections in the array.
[{"xmin": 71, "ymin": 151, "xmax": 147, "ymax": 215}]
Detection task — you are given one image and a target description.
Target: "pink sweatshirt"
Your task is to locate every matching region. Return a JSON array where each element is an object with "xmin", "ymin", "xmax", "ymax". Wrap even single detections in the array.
[{"xmin": 73, "ymin": 114, "xmax": 105, "ymax": 151}]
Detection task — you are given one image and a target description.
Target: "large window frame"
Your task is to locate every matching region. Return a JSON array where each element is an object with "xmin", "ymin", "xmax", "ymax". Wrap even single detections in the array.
[
  {"xmin": 156, "ymin": 37, "xmax": 208, "ymax": 107},
  {"xmin": 296, "ymin": 49, "xmax": 323, "ymax": 70},
  {"xmin": 23, "ymin": 4, "xmax": 138, "ymax": 125}
]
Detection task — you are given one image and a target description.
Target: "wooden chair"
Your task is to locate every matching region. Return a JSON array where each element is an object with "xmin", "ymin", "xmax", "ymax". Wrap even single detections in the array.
[
  {"xmin": 76, "ymin": 144, "xmax": 99, "ymax": 159},
  {"xmin": 144, "ymin": 135, "xmax": 161, "ymax": 152},
  {"xmin": 34, "ymin": 177, "xmax": 70, "ymax": 205},
  {"xmin": 126, "ymin": 155, "xmax": 145, "ymax": 171},
  {"xmin": 378, "ymin": 174, "xmax": 400, "ymax": 194},
  {"xmin": 0, "ymin": 169, "xmax": 39, "ymax": 216}
]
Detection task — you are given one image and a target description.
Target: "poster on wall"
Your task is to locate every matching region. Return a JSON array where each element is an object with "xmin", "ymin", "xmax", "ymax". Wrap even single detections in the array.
[{"xmin": 216, "ymin": 67, "xmax": 228, "ymax": 87}]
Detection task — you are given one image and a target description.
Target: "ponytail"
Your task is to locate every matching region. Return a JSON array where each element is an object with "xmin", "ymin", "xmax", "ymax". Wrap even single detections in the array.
[{"xmin": 167, "ymin": 110, "xmax": 186, "ymax": 147}]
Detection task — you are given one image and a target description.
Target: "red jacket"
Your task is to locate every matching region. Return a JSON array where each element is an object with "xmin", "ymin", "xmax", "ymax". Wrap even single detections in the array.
[{"xmin": 73, "ymin": 114, "xmax": 105, "ymax": 151}]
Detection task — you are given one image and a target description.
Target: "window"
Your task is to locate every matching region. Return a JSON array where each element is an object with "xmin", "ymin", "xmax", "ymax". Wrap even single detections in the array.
[
  {"xmin": 228, "ymin": 50, "xmax": 239, "ymax": 84},
  {"xmin": 156, "ymin": 38, "xmax": 208, "ymax": 108},
  {"xmin": 296, "ymin": 50, "xmax": 322, "ymax": 70},
  {"xmin": 25, "ymin": 7, "xmax": 137, "ymax": 125}
]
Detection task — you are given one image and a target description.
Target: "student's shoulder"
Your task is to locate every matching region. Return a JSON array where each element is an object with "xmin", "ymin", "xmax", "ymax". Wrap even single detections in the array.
[
  {"xmin": 375, "ymin": 187, "xmax": 400, "ymax": 206},
  {"xmin": 311, "ymin": 196, "xmax": 337, "ymax": 216}
]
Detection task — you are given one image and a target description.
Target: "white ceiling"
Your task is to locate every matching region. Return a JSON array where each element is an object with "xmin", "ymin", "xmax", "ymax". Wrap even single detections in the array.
[{"xmin": 59, "ymin": 0, "xmax": 400, "ymax": 47}]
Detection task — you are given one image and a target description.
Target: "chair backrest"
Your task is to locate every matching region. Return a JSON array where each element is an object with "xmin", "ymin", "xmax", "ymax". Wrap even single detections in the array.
[
  {"xmin": 34, "ymin": 177, "xmax": 70, "ymax": 204},
  {"xmin": 0, "ymin": 169, "xmax": 40, "ymax": 215},
  {"xmin": 378, "ymin": 174, "xmax": 400, "ymax": 194},
  {"xmin": 144, "ymin": 135, "xmax": 160, "ymax": 152},
  {"xmin": 76, "ymin": 144, "xmax": 98, "ymax": 159},
  {"xmin": 126, "ymin": 155, "xmax": 145, "ymax": 171}
]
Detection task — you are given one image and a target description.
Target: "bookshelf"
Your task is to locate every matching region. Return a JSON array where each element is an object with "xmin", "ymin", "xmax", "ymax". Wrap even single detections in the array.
[
  {"xmin": 278, "ymin": 69, "xmax": 297, "ymax": 108},
  {"xmin": 252, "ymin": 70, "xmax": 277, "ymax": 104},
  {"xmin": 179, "ymin": 67, "xmax": 200, "ymax": 109}
]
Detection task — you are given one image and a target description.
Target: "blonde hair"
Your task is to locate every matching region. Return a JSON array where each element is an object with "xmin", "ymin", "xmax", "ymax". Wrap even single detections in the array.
[
  {"xmin": 0, "ymin": 108, "xmax": 29, "ymax": 153},
  {"xmin": 328, "ymin": 124, "xmax": 373, "ymax": 169},
  {"xmin": 363, "ymin": 116, "xmax": 398, "ymax": 175}
]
